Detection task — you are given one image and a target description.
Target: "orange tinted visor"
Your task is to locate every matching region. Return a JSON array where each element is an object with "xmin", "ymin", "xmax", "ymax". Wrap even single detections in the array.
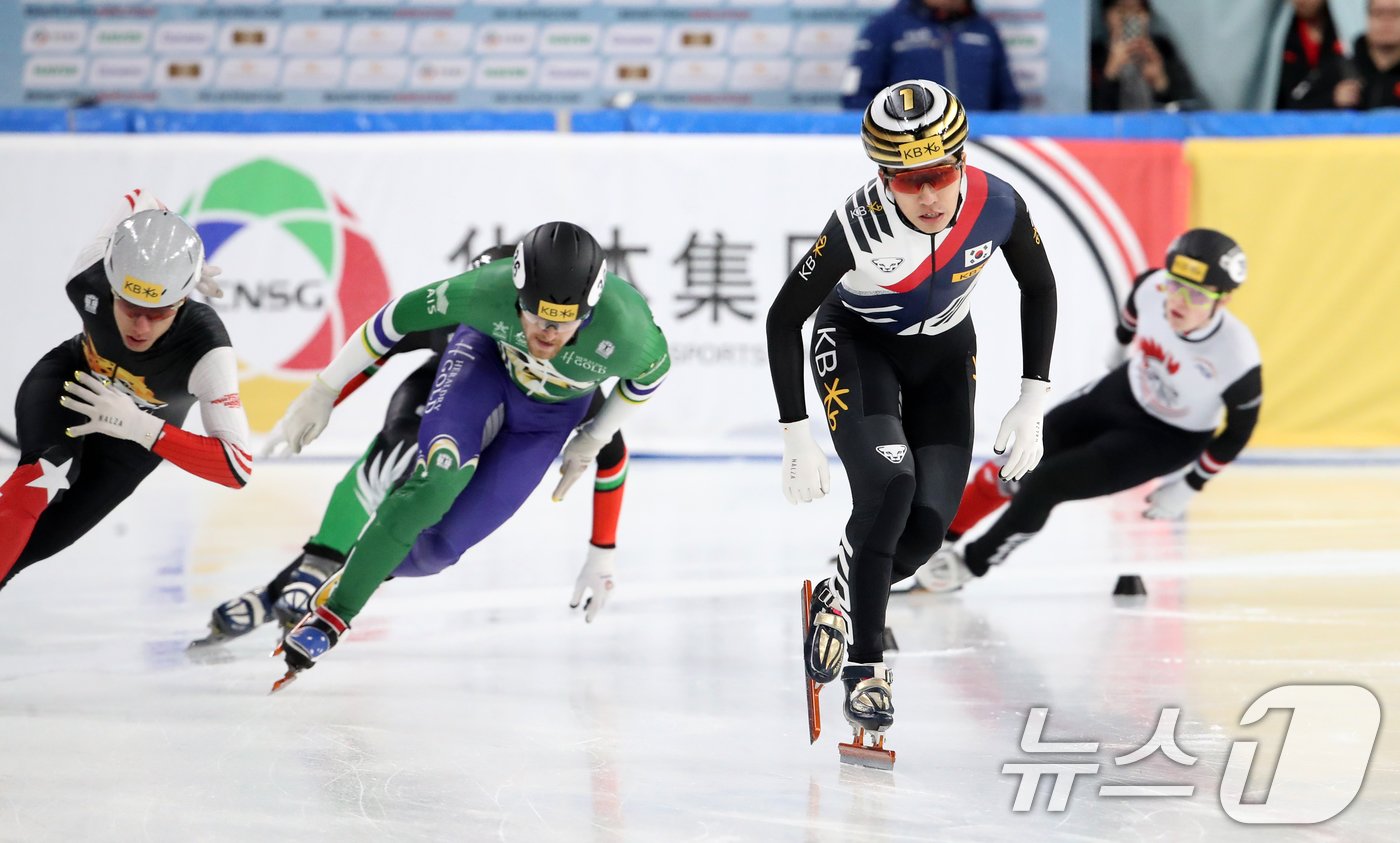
[{"xmin": 884, "ymin": 163, "xmax": 962, "ymax": 195}]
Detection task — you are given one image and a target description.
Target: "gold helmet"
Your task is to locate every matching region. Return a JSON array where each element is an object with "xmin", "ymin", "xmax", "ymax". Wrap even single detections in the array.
[{"xmin": 861, "ymin": 79, "xmax": 969, "ymax": 170}]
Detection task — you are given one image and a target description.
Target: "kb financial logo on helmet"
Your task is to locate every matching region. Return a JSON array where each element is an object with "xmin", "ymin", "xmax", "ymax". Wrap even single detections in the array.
[
  {"xmin": 181, "ymin": 158, "xmax": 392, "ymax": 379},
  {"xmin": 897, "ymin": 136, "xmax": 945, "ymax": 167},
  {"xmin": 122, "ymin": 276, "xmax": 166, "ymax": 305}
]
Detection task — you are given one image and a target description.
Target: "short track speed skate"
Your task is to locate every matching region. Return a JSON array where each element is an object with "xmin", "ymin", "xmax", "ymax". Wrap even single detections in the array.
[
  {"xmin": 836, "ymin": 663, "xmax": 896, "ymax": 770},
  {"xmin": 269, "ymin": 575, "xmax": 346, "ymax": 694},
  {"xmin": 801, "ymin": 579, "xmax": 893, "ymax": 766},
  {"xmin": 800, "ymin": 580, "xmax": 824, "ymax": 742},
  {"xmin": 188, "ymin": 588, "xmax": 271, "ymax": 649}
]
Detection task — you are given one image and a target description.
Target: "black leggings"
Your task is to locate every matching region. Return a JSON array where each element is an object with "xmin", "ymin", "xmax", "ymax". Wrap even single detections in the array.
[
  {"xmin": 3, "ymin": 342, "xmax": 161, "ymax": 586},
  {"xmin": 964, "ymin": 367, "xmax": 1212, "ymax": 574},
  {"xmin": 813, "ymin": 305, "xmax": 976, "ymax": 663}
]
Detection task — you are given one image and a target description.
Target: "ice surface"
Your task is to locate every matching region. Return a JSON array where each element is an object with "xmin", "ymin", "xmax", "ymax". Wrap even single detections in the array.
[{"xmin": 1, "ymin": 459, "xmax": 1397, "ymax": 842}]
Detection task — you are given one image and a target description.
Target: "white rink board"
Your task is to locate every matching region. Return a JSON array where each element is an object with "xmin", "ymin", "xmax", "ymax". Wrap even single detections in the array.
[{"xmin": 0, "ymin": 132, "xmax": 1119, "ymax": 456}]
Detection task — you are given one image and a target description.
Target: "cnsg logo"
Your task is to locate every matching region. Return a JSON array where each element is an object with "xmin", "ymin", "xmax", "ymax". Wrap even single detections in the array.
[{"xmin": 182, "ymin": 158, "xmax": 391, "ymax": 432}]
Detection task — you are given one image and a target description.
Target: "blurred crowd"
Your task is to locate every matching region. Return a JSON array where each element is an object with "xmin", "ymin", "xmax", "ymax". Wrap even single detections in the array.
[{"xmin": 842, "ymin": 0, "xmax": 1400, "ymax": 112}]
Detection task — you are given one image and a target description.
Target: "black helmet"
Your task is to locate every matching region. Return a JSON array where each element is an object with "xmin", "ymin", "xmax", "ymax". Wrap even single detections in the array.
[
  {"xmin": 512, "ymin": 222, "xmax": 607, "ymax": 323},
  {"xmin": 469, "ymin": 243, "xmax": 517, "ymax": 271},
  {"xmin": 1164, "ymin": 228, "xmax": 1247, "ymax": 293}
]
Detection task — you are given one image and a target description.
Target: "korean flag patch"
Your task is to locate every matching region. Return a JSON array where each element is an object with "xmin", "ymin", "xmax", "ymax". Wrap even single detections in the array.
[{"xmin": 964, "ymin": 241, "xmax": 994, "ymax": 267}]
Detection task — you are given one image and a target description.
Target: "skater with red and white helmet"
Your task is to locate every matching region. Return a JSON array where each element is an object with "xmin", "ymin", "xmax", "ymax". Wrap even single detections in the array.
[
  {"xmin": 766, "ymin": 79, "xmax": 1058, "ymax": 765},
  {"xmin": 920, "ymin": 228, "xmax": 1262, "ymax": 592}
]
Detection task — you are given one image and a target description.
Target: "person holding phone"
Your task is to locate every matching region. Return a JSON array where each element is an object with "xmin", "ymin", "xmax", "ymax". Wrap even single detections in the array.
[{"xmin": 1090, "ymin": 0, "xmax": 1199, "ymax": 111}]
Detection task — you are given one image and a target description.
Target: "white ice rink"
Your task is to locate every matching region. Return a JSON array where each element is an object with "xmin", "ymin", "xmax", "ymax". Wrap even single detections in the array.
[{"xmin": 1, "ymin": 456, "xmax": 1397, "ymax": 842}]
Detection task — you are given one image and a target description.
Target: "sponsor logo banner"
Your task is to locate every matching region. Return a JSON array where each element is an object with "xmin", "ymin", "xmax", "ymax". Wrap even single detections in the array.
[
  {"xmin": 603, "ymin": 24, "xmax": 665, "ymax": 55},
  {"xmin": 541, "ymin": 59, "xmax": 602, "ymax": 89},
  {"xmin": 730, "ymin": 25, "xmax": 793, "ymax": 55},
  {"xmin": 410, "ymin": 59, "xmax": 474, "ymax": 90},
  {"xmin": 216, "ymin": 58, "xmax": 280, "ymax": 89},
  {"xmin": 474, "ymin": 58, "xmax": 537, "ymax": 89},
  {"xmin": 476, "ymin": 24, "xmax": 539, "ymax": 55},
  {"xmin": 345, "ymin": 58, "xmax": 409, "ymax": 90},
  {"xmin": 24, "ymin": 22, "xmax": 86, "ymax": 53},
  {"xmin": 410, "ymin": 24, "xmax": 475, "ymax": 56},
  {"xmin": 89, "ymin": 24, "xmax": 150, "ymax": 53},
  {"xmin": 24, "ymin": 58, "xmax": 86, "ymax": 88},
  {"xmin": 154, "ymin": 23, "xmax": 216, "ymax": 55},
  {"xmin": 282, "ymin": 58, "xmax": 346, "ymax": 90},
  {"xmin": 346, "ymin": 24, "xmax": 409, "ymax": 56},
  {"xmin": 540, "ymin": 24, "xmax": 601, "ymax": 55},
  {"xmin": 664, "ymin": 59, "xmax": 727, "ymax": 91},
  {"xmin": 729, "ymin": 59, "xmax": 792, "ymax": 91},
  {"xmin": 793, "ymin": 25, "xmax": 858, "ymax": 56},
  {"xmin": 90, "ymin": 56, "xmax": 153, "ymax": 88},
  {"xmin": 282, "ymin": 24, "xmax": 347, "ymax": 56},
  {"xmin": 156, "ymin": 58, "xmax": 213, "ymax": 88},
  {"xmin": 220, "ymin": 25, "xmax": 280, "ymax": 54}
]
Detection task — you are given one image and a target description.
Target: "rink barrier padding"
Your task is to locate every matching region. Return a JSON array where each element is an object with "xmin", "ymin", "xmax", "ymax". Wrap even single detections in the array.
[{"xmin": 6, "ymin": 109, "xmax": 1400, "ymax": 138}]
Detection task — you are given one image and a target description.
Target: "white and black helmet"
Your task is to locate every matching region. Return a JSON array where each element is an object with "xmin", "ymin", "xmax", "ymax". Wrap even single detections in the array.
[
  {"xmin": 1165, "ymin": 228, "xmax": 1246, "ymax": 293},
  {"xmin": 861, "ymin": 79, "xmax": 970, "ymax": 170},
  {"xmin": 104, "ymin": 209, "xmax": 204, "ymax": 308}
]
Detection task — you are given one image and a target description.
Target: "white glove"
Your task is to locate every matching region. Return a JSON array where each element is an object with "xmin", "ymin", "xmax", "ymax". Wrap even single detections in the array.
[
  {"xmin": 994, "ymin": 378, "xmax": 1051, "ymax": 482},
  {"xmin": 1144, "ymin": 477, "xmax": 1197, "ymax": 520},
  {"xmin": 780, "ymin": 421, "xmax": 830, "ymax": 504},
  {"xmin": 570, "ymin": 543, "xmax": 615, "ymax": 623},
  {"xmin": 261, "ymin": 377, "xmax": 338, "ymax": 457},
  {"xmin": 552, "ymin": 424, "xmax": 608, "ymax": 502},
  {"xmin": 195, "ymin": 264, "xmax": 224, "ymax": 299},
  {"xmin": 61, "ymin": 372, "xmax": 165, "ymax": 448}
]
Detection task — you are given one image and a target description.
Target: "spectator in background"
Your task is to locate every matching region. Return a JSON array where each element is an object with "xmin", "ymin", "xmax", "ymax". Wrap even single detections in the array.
[
  {"xmin": 1090, "ymin": 0, "xmax": 1198, "ymax": 112},
  {"xmin": 1277, "ymin": 0, "xmax": 1348, "ymax": 110},
  {"xmin": 1336, "ymin": 0, "xmax": 1400, "ymax": 109},
  {"xmin": 841, "ymin": 1, "xmax": 1021, "ymax": 112}
]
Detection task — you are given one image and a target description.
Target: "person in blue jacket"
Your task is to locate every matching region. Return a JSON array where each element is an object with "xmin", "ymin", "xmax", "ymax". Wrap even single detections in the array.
[{"xmin": 841, "ymin": 0, "xmax": 1021, "ymax": 112}]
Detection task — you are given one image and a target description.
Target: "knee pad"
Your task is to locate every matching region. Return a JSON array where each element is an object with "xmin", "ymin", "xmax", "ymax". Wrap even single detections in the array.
[{"xmin": 874, "ymin": 470, "xmax": 916, "ymax": 524}]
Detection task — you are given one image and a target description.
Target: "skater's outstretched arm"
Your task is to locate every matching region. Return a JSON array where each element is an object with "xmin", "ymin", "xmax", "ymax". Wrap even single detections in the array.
[{"xmin": 993, "ymin": 191, "xmax": 1058, "ymax": 482}]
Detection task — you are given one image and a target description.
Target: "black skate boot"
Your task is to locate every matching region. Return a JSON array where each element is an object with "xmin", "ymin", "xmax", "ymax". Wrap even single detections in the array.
[
  {"xmin": 189, "ymin": 587, "xmax": 272, "ymax": 648},
  {"xmin": 271, "ymin": 549, "xmax": 343, "ymax": 630},
  {"xmin": 804, "ymin": 577, "xmax": 848, "ymax": 685},
  {"xmin": 838, "ymin": 662, "xmax": 896, "ymax": 769}
]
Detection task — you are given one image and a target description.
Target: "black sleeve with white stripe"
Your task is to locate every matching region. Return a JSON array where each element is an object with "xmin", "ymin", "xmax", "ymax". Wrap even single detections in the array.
[
  {"xmin": 766, "ymin": 213, "xmax": 856, "ymax": 423},
  {"xmin": 1186, "ymin": 364, "xmax": 1262, "ymax": 490},
  {"xmin": 998, "ymin": 192, "xmax": 1057, "ymax": 382}
]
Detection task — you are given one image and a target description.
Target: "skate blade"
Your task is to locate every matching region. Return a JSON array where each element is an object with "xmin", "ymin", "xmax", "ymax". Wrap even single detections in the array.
[
  {"xmin": 269, "ymin": 669, "xmax": 300, "ymax": 695},
  {"xmin": 838, "ymin": 737, "xmax": 896, "ymax": 770},
  {"xmin": 801, "ymin": 580, "xmax": 821, "ymax": 744}
]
